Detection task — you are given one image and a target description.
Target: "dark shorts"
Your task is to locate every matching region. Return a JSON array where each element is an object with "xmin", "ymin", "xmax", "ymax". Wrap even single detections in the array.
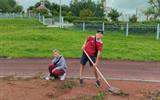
[{"xmin": 80, "ymin": 52, "xmax": 96, "ymax": 66}]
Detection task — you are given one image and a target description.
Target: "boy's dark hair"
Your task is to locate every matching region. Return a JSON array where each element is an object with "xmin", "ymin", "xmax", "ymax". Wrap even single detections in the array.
[{"xmin": 97, "ymin": 29, "xmax": 103, "ymax": 34}]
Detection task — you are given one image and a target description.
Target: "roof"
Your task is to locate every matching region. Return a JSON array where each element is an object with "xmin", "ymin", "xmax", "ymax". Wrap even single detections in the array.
[{"xmin": 36, "ymin": 3, "xmax": 48, "ymax": 10}]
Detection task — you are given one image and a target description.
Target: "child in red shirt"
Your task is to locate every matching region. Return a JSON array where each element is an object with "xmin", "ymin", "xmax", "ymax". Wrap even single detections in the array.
[{"xmin": 80, "ymin": 29, "xmax": 103, "ymax": 87}]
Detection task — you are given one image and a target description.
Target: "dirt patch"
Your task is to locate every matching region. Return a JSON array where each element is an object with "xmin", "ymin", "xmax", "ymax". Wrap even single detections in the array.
[
  {"xmin": 0, "ymin": 78, "xmax": 159, "ymax": 100},
  {"xmin": 141, "ymin": 90, "xmax": 160, "ymax": 100}
]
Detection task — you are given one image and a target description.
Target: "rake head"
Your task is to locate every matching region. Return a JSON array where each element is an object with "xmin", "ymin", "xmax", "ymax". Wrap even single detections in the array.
[{"xmin": 108, "ymin": 86, "xmax": 122, "ymax": 95}]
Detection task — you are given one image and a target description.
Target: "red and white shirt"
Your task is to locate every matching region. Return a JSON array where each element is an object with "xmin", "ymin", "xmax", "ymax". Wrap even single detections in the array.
[{"xmin": 84, "ymin": 36, "xmax": 103, "ymax": 56}]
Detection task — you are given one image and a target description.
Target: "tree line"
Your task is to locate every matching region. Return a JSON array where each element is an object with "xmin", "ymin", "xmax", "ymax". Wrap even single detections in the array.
[
  {"xmin": 28, "ymin": 0, "xmax": 105, "ymax": 18},
  {"xmin": 0, "ymin": 0, "xmax": 159, "ymax": 22},
  {"xmin": 0, "ymin": 0, "xmax": 23, "ymax": 13},
  {"xmin": 27, "ymin": 0, "xmax": 160, "ymax": 22}
]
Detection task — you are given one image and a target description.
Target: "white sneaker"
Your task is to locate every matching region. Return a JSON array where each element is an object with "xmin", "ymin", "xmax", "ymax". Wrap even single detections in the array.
[
  {"xmin": 45, "ymin": 74, "xmax": 55, "ymax": 80},
  {"xmin": 60, "ymin": 73, "xmax": 66, "ymax": 81},
  {"xmin": 45, "ymin": 76, "xmax": 50, "ymax": 80}
]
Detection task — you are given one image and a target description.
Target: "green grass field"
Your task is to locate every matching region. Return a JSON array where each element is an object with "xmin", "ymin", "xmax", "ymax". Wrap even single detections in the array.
[{"xmin": 0, "ymin": 19, "xmax": 160, "ymax": 61}]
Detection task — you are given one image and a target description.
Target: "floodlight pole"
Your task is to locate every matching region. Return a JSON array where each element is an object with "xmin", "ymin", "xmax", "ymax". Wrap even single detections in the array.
[
  {"xmin": 59, "ymin": 0, "xmax": 62, "ymax": 28},
  {"xmin": 157, "ymin": 24, "xmax": 160, "ymax": 40}
]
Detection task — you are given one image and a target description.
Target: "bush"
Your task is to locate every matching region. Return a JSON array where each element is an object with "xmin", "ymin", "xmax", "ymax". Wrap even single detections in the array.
[
  {"xmin": 93, "ymin": 92, "xmax": 106, "ymax": 100},
  {"xmin": 62, "ymin": 80, "xmax": 76, "ymax": 89},
  {"xmin": 64, "ymin": 16, "xmax": 108, "ymax": 23}
]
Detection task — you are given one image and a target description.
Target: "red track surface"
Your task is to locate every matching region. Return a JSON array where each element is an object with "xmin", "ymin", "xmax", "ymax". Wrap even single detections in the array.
[{"xmin": 0, "ymin": 58, "xmax": 160, "ymax": 82}]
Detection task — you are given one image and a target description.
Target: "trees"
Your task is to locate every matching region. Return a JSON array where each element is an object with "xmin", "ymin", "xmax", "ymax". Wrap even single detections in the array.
[
  {"xmin": 27, "ymin": 0, "xmax": 105, "ymax": 18},
  {"xmin": 129, "ymin": 14, "xmax": 138, "ymax": 23},
  {"xmin": 61, "ymin": 5, "xmax": 70, "ymax": 16},
  {"xmin": 70, "ymin": 0, "xmax": 104, "ymax": 17},
  {"xmin": 0, "ymin": 0, "xmax": 23, "ymax": 13},
  {"xmin": 145, "ymin": 0, "xmax": 160, "ymax": 20},
  {"xmin": 31, "ymin": 1, "xmax": 70, "ymax": 16},
  {"xmin": 50, "ymin": 3, "xmax": 59, "ymax": 16},
  {"xmin": 144, "ymin": 7, "xmax": 155, "ymax": 20},
  {"xmin": 0, "ymin": 0, "xmax": 12, "ymax": 12},
  {"xmin": 108, "ymin": 8, "xmax": 121, "ymax": 22},
  {"xmin": 36, "ymin": 8, "xmax": 49, "ymax": 16},
  {"xmin": 13, "ymin": 5, "xmax": 23, "ymax": 13},
  {"xmin": 8, "ymin": 0, "xmax": 16, "ymax": 8},
  {"xmin": 80, "ymin": 9, "xmax": 93, "ymax": 17},
  {"xmin": 35, "ymin": 0, "xmax": 51, "ymax": 9}
]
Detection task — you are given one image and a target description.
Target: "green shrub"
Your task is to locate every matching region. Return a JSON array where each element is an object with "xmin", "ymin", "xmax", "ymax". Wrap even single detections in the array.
[
  {"xmin": 62, "ymin": 80, "xmax": 76, "ymax": 89},
  {"xmin": 93, "ymin": 92, "xmax": 106, "ymax": 100},
  {"xmin": 64, "ymin": 16, "xmax": 108, "ymax": 23}
]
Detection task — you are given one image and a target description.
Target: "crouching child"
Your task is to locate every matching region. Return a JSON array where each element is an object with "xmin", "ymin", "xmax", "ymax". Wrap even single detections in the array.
[{"xmin": 45, "ymin": 49, "xmax": 67, "ymax": 81}]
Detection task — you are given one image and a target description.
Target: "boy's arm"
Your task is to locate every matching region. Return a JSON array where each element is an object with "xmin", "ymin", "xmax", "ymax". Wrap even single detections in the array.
[
  {"xmin": 82, "ymin": 36, "xmax": 91, "ymax": 50},
  {"xmin": 95, "ymin": 50, "xmax": 102, "ymax": 66},
  {"xmin": 82, "ymin": 39, "xmax": 87, "ymax": 50},
  {"xmin": 95, "ymin": 42, "xmax": 103, "ymax": 66}
]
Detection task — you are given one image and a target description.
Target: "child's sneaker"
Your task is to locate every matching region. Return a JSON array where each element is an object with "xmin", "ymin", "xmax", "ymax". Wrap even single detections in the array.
[
  {"xmin": 95, "ymin": 80, "xmax": 101, "ymax": 87},
  {"xmin": 80, "ymin": 79, "xmax": 84, "ymax": 87},
  {"xmin": 45, "ymin": 76, "xmax": 50, "ymax": 80},
  {"xmin": 45, "ymin": 74, "xmax": 55, "ymax": 80},
  {"xmin": 60, "ymin": 73, "xmax": 66, "ymax": 81}
]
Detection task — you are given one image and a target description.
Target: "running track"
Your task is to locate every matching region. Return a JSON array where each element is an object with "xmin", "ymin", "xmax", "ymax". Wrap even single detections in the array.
[{"xmin": 0, "ymin": 58, "xmax": 160, "ymax": 82}]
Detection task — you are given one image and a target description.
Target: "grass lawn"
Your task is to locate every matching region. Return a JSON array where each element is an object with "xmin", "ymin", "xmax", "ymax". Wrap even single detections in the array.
[{"xmin": 0, "ymin": 19, "xmax": 160, "ymax": 61}]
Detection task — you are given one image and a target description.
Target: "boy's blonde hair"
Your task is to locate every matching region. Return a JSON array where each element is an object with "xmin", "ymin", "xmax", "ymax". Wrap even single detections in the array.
[{"xmin": 53, "ymin": 49, "xmax": 60, "ymax": 53}]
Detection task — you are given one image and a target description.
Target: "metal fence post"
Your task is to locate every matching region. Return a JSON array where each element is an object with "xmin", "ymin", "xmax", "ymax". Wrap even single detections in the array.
[
  {"xmin": 61, "ymin": 16, "xmax": 64, "ymax": 28},
  {"xmin": 59, "ymin": 17, "xmax": 62, "ymax": 28},
  {"xmin": 157, "ymin": 24, "xmax": 160, "ymax": 40},
  {"xmin": 13, "ymin": 13, "xmax": 15, "ymax": 18},
  {"xmin": 83, "ymin": 22, "xmax": 85, "ymax": 31},
  {"xmin": 102, "ymin": 22, "xmax": 105, "ymax": 31},
  {"xmin": 42, "ymin": 16, "xmax": 45, "ymax": 25},
  {"xmin": 126, "ymin": 22, "xmax": 129, "ymax": 37},
  {"xmin": 38, "ymin": 13, "xmax": 41, "ymax": 22},
  {"xmin": 28, "ymin": 12, "xmax": 31, "ymax": 18}
]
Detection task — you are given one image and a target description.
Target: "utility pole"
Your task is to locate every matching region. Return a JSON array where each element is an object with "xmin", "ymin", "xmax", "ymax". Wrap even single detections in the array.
[{"xmin": 59, "ymin": 0, "xmax": 62, "ymax": 28}]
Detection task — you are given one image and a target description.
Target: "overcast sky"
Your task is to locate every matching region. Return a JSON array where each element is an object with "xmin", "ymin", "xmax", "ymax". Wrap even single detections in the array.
[{"xmin": 16, "ymin": 0, "xmax": 149, "ymax": 14}]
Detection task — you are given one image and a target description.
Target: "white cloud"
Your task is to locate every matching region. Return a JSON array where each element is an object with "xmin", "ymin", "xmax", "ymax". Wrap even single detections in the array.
[
  {"xmin": 107, "ymin": 0, "xmax": 149, "ymax": 14},
  {"xmin": 16, "ymin": 0, "xmax": 39, "ymax": 9}
]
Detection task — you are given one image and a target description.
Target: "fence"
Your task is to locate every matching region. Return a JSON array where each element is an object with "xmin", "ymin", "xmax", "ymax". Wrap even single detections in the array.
[
  {"xmin": 0, "ymin": 13, "xmax": 39, "ymax": 19},
  {"xmin": 40, "ymin": 16, "xmax": 159, "ymax": 40},
  {"xmin": 0, "ymin": 13, "xmax": 159, "ymax": 40},
  {"xmin": 72, "ymin": 22, "xmax": 160, "ymax": 40},
  {"xmin": 40, "ymin": 16, "xmax": 65, "ymax": 28}
]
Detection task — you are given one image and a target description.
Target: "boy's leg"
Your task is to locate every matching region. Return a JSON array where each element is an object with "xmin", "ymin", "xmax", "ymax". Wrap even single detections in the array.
[
  {"xmin": 92, "ymin": 66, "xmax": 100, "ymax": 87},
  {"xmin": 80, "ymin": 64, "xmax": 85, "ymax": 79},
  {"xmin": 80, "ymin": 64, "xmax": 85, "ymax": 87},
  {"xmin": 80, "ymin": 52, "xmax": 88, "ymax": 86},
  {"xmin": 89, "ymin": 56, "xmax": 100, "ymax": 87},
  {"xmin": 92, "ymin": 66, "xmax": 99, "ymax": 80},
  {"xmin": 89, "ymin": 56, "xmax": 99, "ymax": 79}
]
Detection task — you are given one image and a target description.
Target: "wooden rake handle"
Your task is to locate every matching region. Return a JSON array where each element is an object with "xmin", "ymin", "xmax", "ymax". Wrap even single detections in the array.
[{"xmin": 83, "ymin": 50, "xmax": 111, "ymax": 87}]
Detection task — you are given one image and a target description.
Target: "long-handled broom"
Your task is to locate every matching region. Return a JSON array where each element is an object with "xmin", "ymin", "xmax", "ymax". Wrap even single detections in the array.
[{"xmin": 83, "ymin": 50, "xmax": 121, "ymax": 95}]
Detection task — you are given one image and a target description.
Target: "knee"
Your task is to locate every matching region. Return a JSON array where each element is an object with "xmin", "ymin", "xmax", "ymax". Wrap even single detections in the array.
[
  {"xmin": 52, "ymin": 70, "xmax": 58, "ymax": 76},
  {"xmin": 48, "ymin": 64, "xmax": 54, "ymax": 67}
]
